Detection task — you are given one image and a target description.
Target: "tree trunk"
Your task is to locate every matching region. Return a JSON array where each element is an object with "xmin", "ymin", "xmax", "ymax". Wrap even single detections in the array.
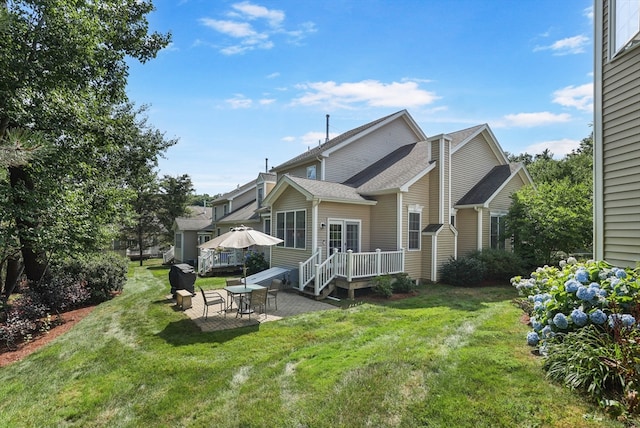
[
  {"xmin": 2, "ymin": 256, "xmax": 22, "ymax": 300},
  {"xmin": 8, "ymin": 165, "xmax": 48, "ymax": 281}
]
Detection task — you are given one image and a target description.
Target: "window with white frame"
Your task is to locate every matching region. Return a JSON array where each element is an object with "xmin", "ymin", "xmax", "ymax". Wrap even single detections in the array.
[
  {"xmin": 408, "ymin": 205, "xmax": 423, "ymax": 250},
  {"xmin": 490, "ymin": 213, "xmax": 506, "ymax": 250},
  {"xmin": 264, "ymin": 217, "xmax": 271, "ymax": 235},
  {"xmin": 306, "ymin": 165, "xmax": 316, "ymax": 180},
  {"xmin": 276, "ymin": 210, "xmax": 306, "ymax": 248},
  {"xmin": 257, "ymin": 187, "xmax": 264, "ymax": 207},
  {"xmin": 611, "ymin": 0, "xmax": 640, "ymax": 57}
]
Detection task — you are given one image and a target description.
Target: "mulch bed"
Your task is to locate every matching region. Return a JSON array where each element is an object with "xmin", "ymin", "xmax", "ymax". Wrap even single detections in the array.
[{"xmin": 0, "ymin": 305, "xmax": 96, "ymax": 367}]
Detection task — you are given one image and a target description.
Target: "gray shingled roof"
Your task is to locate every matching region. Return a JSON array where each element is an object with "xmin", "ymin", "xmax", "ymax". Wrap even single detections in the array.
[
  {"xmin": 175, "ymin": 217, "xmax": 213, "ymax": 231},
  {"xmin": 423, "ymin": 224, "xmax": 443, "ymax": 233},
  {"xmin": 218, "ymin": 180, "xmax": 255, "ymax": 201},
  {"xmin": 216, "ymin": 200, "xmax": 260, "ymax": 223},
  {"xmin": 455, "ymin": 164, "xmax": 517, "ymax": 206},
  {"xmin": 272, "ymin": 110, "xmax": 406, "ymax": 170},
  {"xmin": 286, "ymin": 175, "xmax": 374, "ymax": 203},
  {"xmin": 343, "ymin": 141, "xmax": 433, "ymax": 194},
  {"xmin": 447, "ymin": 124, "xmax": 485, "ymax": 148}
]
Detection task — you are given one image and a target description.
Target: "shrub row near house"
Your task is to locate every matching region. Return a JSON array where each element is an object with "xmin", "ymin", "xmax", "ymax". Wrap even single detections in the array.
[
  {"xmin": 0, "ymin": 253, "xmax": 128, "ymax": 351},
  {"xmin": 372, "ymin": 273, "xmax": 417, "ymax": 298},
  {"xmin": 512, "ymin": 258, "xmax": 640, "ymax": 418},
  {"xmin": 440, "ymin": 249, "xmax": 525, "ymax": 287}
]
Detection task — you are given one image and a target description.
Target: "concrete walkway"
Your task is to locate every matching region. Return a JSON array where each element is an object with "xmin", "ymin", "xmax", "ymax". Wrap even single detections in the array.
[{"xmin": 171, "ymin": 289, "xmax": 338, "ymax": 332}]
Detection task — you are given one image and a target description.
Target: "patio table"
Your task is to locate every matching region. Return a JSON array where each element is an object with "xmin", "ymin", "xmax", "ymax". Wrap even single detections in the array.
[{"xmin": 224, "ymin": 284, "xmax": 266, "ymax": 316}]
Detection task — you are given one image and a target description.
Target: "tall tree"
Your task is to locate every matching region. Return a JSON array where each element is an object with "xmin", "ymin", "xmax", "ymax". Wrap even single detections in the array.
[
  {"xmin": 158, "ymin": 174, "xmax": 194, "ymax": 242},
  {"xmin": 0, "ymin": 0, "xmax": 170, "ymax": 280}
]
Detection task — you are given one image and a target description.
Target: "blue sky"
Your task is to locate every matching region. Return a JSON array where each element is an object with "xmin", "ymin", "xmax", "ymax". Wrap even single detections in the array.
[{"xmin": 126, "ymin": 0, "xmax": 594, "ymax": 195}]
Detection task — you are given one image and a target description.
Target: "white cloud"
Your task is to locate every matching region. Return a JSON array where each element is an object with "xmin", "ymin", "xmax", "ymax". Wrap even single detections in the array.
[
  {"xmin": 292, "ymin": 79, "xmax": 440, "ymax": 109},
  {"xmin": 266, "ymin": 72, "xmax": 280, "ymax": 79},
  {"xmin": 231, "ymin": 1, "xmax": 285, "ymax": 28},
  {"xmin": 552, "ymin": 83, "xmax": 593, "ymax": 111},
  {"xmin": 534, "ymin": 34, "xmax": 589, "ymax": 55},
  {"xmin": 525, "ymin": 138, "xmax": 581, "ymax": 157},
  {"xmin": 583, "ymin": 6, "xmax": 594, "ymax": 20},
  {"xmin": 225, "ymin": 95, "xmax": 253, "ymax": 108},
  {"xmin": 299, "ymin": 131, "xmax": 339, "ymax": 147},
  {"xmin": 259, "ymin": 98, "xmax": 276, "ymax": 105},
  {"xmin": 200, "ymin": 2, "xmax": 315, "ymax": 55},
  {"xmin": 499, "ymin": 112, "xmax": 572, "ymax": 127},
  {"xmin": 281, "ymin": 136, "xmax": 296, "ymax": 142}
]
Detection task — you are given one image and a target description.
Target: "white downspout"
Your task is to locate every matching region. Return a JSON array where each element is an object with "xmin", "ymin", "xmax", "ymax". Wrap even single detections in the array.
[{"xmin": 397, "ymin": 192, "xmax": 403, "ymax": 249}]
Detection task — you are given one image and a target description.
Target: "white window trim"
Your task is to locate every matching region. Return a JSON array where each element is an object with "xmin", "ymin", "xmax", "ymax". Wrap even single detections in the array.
[
  {"xmin": 490, "ymin": 211, "xmax": 507, "ymax": 250},
  {"xmin": 408, "ymin": 204, "xmax": 423, "ymax": 251},
  {"xmin": 275, "ymin": 209, "xmax": 307, "ymax": 250},
  {"xmin": 610, "ymin": 0, "xmax": 640, "ymax": 59}
]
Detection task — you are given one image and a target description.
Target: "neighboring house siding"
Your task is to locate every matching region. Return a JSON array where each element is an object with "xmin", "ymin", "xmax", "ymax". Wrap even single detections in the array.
[
  {"xmin": 457, "ymin": 208, "xmax": 478, "ymax": 256},
  {"xmin": 181, "ymin": 232, "xmax": 199, "ymax": 264},
  {"xmin": 279, "ymin": 160, "xmax": 321, "ymax": 180},
  {"xmin": 421, "ymin": 237, "xmax": 434, "ymax": 281},
  {"xmin": 436, "ymin": 228, "xmax": 456, "ymax": 280},
  {"xmin": 370, "ymin": 193, "xmax": 399, "ymax": 251},
  {"xmin": 480, "ymin": 208, "xmax": 491, "ymax": 249},
  {"xmin": 230, "ymin": 188, "xmax": 254, "ymax": 209},
  {"xmin": 597, "ymin": 0, "xmax": 640, "ymax": 266},
  {"xmin": 451, "ymin": 134, "xmax": 502, "ymax": 204},
  {"xmin": 270, "ymin": 188, "xmax": 313, "ymax": 269},
  {"xmin": 324, "ymin": 119, "xmax": 419, "ymax": 183}
]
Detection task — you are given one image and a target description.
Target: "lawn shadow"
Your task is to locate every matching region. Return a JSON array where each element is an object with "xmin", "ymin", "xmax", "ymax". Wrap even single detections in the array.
[{"xmin": 156, "ymin": 318, "xmax": 260, "ymax": 346}]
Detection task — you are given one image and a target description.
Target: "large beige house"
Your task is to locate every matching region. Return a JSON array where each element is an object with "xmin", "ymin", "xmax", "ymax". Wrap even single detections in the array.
[
  {"xmin": 594, "ymin": 0, "xmax": 640, "ymax": 266},
  {"xmin": 183, "ymin": 110, "xmax": 531, "ymax": 296}
]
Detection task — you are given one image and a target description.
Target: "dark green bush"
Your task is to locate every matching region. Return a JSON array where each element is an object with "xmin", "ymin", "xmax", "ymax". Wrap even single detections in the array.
[
  {"xmin": 467, "ymin": 249, "xmax": 525, "ymax": 282},
  {"xmin": 392, "ymin": 273, "xmax": 416, "ymax": 293},
  {"xmin": 439, "ymin": 256, "xmax": 485, "ymax": 286},
  {"xmin": 372, "ymin": 275, "xmax": 393, "ymax": 298},
  {"xmin": 50, "ymin": 252, "xmax": 128, "ymax": 303},
  {"xmin": 245, "ymin": 251, "xmax": 269, "ymax": 275}
]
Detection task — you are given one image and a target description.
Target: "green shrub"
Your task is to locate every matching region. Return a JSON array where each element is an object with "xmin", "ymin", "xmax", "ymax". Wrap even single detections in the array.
[
  {"xmin": 392, "ymin": 273, "xmax": 416, "ymax": 293},
  {"xmin": 439, "ymin": 256, "xmax": 485, "ymax": 286},
  {"xmin": 372, "ymin": 275, "xmax": 393, "ymax": 298},
  {"xmin": 50, "ymin": 252, "xmax": 128, "ymax": 303},
  {"xmin": 245, "ymin": 251, "xmax": 269, "ymax": 275},
  {"xmin": 468, "ymin": 249, "xmax": 525, "ymax": 282}
]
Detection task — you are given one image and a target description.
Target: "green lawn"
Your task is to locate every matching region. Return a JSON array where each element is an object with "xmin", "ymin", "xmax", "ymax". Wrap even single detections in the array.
[{"xmin": 0, "ymin": 261, "xmax": 623, "ymax": 427}]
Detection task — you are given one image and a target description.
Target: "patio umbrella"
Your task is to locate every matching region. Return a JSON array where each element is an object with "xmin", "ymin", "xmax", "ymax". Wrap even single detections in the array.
[{"xmin": 198, "ymin": 225, "xmax": 283, "ymax": 282}]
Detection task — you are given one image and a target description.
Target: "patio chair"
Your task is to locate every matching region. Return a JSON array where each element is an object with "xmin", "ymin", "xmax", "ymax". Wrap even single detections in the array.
[
  {"xmin": 246, "ymin": 287, "xmax": 268, "ymax": 320},
  {"xmin": 267, "ymin": 279, "xmax": 281, "ymax": 310},
  {"xmin": 225, "ymin": 278, "xmax": 244, "ymax": 309},
  {"xmin": 199, "ymin": 287, "xmax": 226, "ymax": 320}
]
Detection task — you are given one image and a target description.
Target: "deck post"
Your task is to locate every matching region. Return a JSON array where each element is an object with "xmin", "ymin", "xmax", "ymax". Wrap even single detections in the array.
[
  {"xmin": 375, "ymin": 248, "xmax": 381, "ymax": 276},
  {"xmin": 346, "ymin": 250, "xmax": 353, "ymax": 282}
]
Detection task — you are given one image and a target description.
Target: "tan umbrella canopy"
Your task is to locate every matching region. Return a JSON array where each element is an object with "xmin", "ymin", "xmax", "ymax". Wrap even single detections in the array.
[
  {"xmin": 198, "ymin": 225, "xmax": 283, "ymax": 250},
  {"xmin": 198, "ymin": 225, "xmax": 283, "ymax": 282}
]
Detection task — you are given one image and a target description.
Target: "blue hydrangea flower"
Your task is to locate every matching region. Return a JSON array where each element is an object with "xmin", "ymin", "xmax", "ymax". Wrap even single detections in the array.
[
  {"xmin": 621, "ymin": 314, "xmax": 636, "ymax": 327},
  {"xmin": 575, "ymin": 269, "xmax": 589, "ymax": 283},
  {"xmin": 531, "ymin": 317, "xmax": 543, "ymax": 331},
  {"xmin": 613, "ymin": 268, "xmax": 627, "ymax": 279},
  {"xmin": 527, "ymin": 331, "xmax": 540, "ymax": 346},
  {"xmin": 553, "ymin": 313, "xmax": 569, "ymax": 329},
  {"xmin": 576, "ymin": 286, "xmax": 596, "ymax": 301},
  {"xmin": 608, "ymin": 314, "xmax": 635, "ymax": 328},
  {"xmin": 570, "ymin": 309, "xmax": 588, "ymax": 327},
  {"xmin": 590, "ymin": 309, "xmax": 607, "ymax": 325},
  {"xmin": 541, "ymin": 325, "xmax": 553, "ymax": 338},
  {"xmin": 564, "ymin": 279, "xmax": 580, "ymax": 293}
]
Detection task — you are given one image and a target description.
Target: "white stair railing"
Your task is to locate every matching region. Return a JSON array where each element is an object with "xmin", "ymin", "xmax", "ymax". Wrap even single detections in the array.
[
  {"xmin": 298, "ymin": 247, "xmax": 322, "ymax": 290},
  {"xmin": 162, "ymin": 246, "xmax": 175, "ymax": 264}
]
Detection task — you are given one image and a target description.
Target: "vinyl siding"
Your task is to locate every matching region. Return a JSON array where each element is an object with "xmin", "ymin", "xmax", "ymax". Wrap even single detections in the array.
[
  {"xmin": 456, "ymin": 208, "xmax": 478, "ymax": 256},
  {"xmin": 599, "ymin": 0, "xmax": 640, "ymax": 266},
  {"xmin": 279, "ymin": 160, "xmax": 321, "ymax": 180},
  {"xmin": 324, "ymin": 118, "xmax": 420, "ymax": 183},
  {"xmin": 270, "ymin": 188, "xmax": 313, "ymax": 269},
  {"xmin": 230, "ymin": 187, "xmax": 255, "ymax": 208},
  {"xmin": 403, "ymin": 174, "xmax": 431, "ymax": 276},
  {"xmin": 318, "ymin": 202, "xmax": 371, "ymax": 256},
  {"xmin": 490, "ymin": 174, "xmax": 525, "ymax": 211},
  {"xmin": 370, "ymin": 193, "xmax": 399, "ymax": 251},
  {"xmin": 421, "ymin": 236, "xmax": 434, "ymax": 282},
  {"xmin": 451, "ymin": 133, "xmax": 502, "ymax": 205},
  {"xmin": 435, "ymin": 227, "xmax": 456, "ymax": 280}
]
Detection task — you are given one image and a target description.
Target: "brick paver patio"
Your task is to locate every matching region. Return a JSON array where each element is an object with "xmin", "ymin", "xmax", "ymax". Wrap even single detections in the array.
[{"xmin": 171, "ymin": 289, "xmax": 338, "ymax": 332}]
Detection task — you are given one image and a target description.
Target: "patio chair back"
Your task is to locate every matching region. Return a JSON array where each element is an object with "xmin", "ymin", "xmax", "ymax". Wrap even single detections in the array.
[
  {"xmin": 249, "ymin": 287, "xmax": 268, "ymax": 319},
  {"xmin": 199, "ymin": 287, "xmax": 226, "ymax": 320}
]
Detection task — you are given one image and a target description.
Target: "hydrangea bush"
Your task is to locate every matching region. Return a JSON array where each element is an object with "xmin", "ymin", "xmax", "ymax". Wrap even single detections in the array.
[{"xmin": 511, "ymin": 257, "xmax": 639, "ymax": 346}]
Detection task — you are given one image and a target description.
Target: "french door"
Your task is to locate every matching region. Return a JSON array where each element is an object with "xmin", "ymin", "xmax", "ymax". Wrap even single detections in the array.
[{"xmin": 328, "ymin": 219, "xmax": 360, "ymax": 253}]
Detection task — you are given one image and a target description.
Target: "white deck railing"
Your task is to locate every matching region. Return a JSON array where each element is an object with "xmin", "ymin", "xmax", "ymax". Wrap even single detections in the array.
[
  {"xmin": 301, "ymin": 248, "xmax": 405, "ymax": 296},
  {"xmin": 162, "ymin": 246, "xmax": 175, "ymax": 264},
  {"xmin": 197, "ymin": 249, "xmax": 242, "ymax": 275},
  {"xmin": 298, "ymin": 247, "xmax": 323, "ymax": 289}
]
